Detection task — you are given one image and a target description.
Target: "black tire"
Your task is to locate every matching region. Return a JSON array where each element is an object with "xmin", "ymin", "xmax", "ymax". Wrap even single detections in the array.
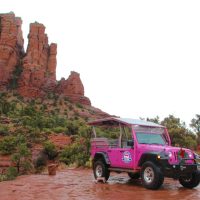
[
  {"xmin": 179, "ymin": 170, "xmax": 200, "ymax": 189},
  {"xmin": 141, "ymin": 161, "xmax": 164, "ymax": 190},
  {"xmin": 93, "ymin": 160, "xmax": 110, "ymax": 181},
  {"xmin": 128, "ymin": 172, "xmax": 140, "ymax": 179}
]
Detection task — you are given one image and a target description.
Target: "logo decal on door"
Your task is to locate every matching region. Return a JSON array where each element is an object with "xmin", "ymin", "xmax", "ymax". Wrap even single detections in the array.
[{"xmin": 122, "ymin": 151, "xmax": 132, "ymax": 163}]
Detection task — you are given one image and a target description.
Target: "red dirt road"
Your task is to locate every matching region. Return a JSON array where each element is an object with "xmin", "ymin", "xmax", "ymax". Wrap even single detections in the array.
[{"xmin": 0, "ymin": 169, "xmax": 200, "ymax": 200}]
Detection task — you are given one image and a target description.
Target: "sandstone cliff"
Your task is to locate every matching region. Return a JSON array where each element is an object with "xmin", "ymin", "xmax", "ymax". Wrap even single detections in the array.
[
  {"xmin": 0, "ymin": 12, "xmax": 91, "ymax": 106},
  {"xmin": 0, "ymin": 12, "xmax": 24, "ymax": 90},
  {"xmin": 17, "ymin": 22, "xmax": 57, "ymax": 98}
]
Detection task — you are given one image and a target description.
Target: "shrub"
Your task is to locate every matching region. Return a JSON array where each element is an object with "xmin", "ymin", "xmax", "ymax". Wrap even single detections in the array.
[
  {"xmin": 54, "ymin": 116, "xmax": 67, "ymax": 127},
  {"xmin": 6, "ymin": 167, "xmax": 18, "ymax": 180},
  {"xmin": 34, "ymin": 153, "xmax": 47, "ymax": 169},
  {"xmin": 21, "ymin": 105, "xmax": 37, "ymax": 116},
  {"xmin": 66, "ymin": 121, "xmax": 79, "ymax": 135},
  {"xmin": 59, "ymin": 138, "xmax": 90, "ymax": 166},
  {"xmin": 76, "ymin": 103, "xmax": 83, "ymax": 109},
  {"xmin": 40, "ymin": 104, "xmax": 47, "ymax": 112},
  {"xmin": 0, "ymin": 92, "xmax": 6, "ymax": 98},
  {"xmin": 27, "ymin": 128, "xmax": 46, "ymax": 143},
  {"xmin": 0, "ymin": 167, "xmax": 18, "ymax": 182},
  {"xmin": 43, "ymin": 141, "xmax": 58, "ymax": 160},
  {"xmin": 0, "ymin": 125, "xmax": 9, "ymax": 136},
  {"xmin": 0, "ymin": 136, "xmax": 17, "ymax": 155},
  {"xmin": 11, "ymin": 143, "xmax": 32, "ymax": 174},
  {"xmin": 0, "ymin": 101, "xmax": 11, "ymax": 115},
  {"xmin": 53, "ymin": 126, "xmax": 66, "ymax": 133},
  {"xmin": 8, "ymin": 65, "xmax": 23, "ymax": 89}
]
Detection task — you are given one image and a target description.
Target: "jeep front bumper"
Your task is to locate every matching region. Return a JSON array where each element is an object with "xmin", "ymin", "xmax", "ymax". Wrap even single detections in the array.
[{"xmin": 158, "ymin": 158, "xmax": 200, "ymax": 179}]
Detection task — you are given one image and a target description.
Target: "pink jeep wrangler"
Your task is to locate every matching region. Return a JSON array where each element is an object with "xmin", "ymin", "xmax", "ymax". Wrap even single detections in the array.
[{"xmin": 89, "ymin": 117, "xmax": 200, "ymax": 189}]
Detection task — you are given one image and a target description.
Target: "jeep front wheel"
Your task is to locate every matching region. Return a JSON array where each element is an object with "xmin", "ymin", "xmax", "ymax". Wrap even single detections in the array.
[
  {"xmin": 93, "ymin": 160, "xmax": 110, "ymax": 181},
  {"xmin": 141, "ymin": 161, "xmax": 164, "ymax": 190},
  {"xmin": 179, "ymin": 170, "xmax": 200, "ymax": 188}
]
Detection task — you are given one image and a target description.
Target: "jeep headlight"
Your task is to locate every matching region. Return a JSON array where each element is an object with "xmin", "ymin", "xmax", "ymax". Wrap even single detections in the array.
[
  {"xmin": 168, "ymin": 151, "xmax": 173, "ymax": 158},
  {"xmin": 188, "ymin": 152, "xmax": 193, "ymax": 158}
]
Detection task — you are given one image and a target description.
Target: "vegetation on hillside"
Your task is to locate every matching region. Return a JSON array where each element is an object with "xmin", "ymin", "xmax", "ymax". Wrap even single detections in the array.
[
  {"xmin": 0, "ymin": 92, "xmax": 92, "ymax": 181},
  {"xmin": 0, "ymin": 91, "xmax": 200, "ymax": 181}
]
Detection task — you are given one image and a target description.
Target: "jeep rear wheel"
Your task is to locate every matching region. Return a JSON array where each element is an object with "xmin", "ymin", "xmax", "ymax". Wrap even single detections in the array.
[
  {"xmin": 141, "ymin": 161, "xmax": 164, "ymax": 190},
  {"xmin": 93, "ymin": 160, "xmax": 110, "ymax": 181},
  {"xmin": 179, "ymin": 170, "xmax": 200, "ymax": 188}
]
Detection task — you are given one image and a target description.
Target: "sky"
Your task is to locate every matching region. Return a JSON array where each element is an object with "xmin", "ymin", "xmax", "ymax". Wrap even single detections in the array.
[{"xmin": 1, "ymin": 0, "xmax": 200, "ymax": 126}]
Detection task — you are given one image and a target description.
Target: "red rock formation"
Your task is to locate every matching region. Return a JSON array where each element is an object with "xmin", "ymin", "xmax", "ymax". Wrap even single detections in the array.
[
  {"xmin": 18, "ymin": 22, "xmax": 57, "ymax": 97},
  {"xmin": 0, "ymin": 12, "xmax": 24, "ymax": 90},
  {"xmin": 0, "ymin": 13, "xmax": 91, "ymax": 106},
  {"xmin": 56, "ymin": 71, "xmax": 91, "ymax": 105}
]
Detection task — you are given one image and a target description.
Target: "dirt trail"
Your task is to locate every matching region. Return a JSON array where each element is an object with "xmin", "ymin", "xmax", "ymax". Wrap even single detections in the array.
[{"xmin": 0, "ymin": 169, "xmax": 200, "ymax": 200}]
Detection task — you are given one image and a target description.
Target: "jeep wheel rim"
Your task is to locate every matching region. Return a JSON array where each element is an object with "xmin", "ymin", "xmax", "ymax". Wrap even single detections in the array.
[
  {"xmin": 182, "ymin": 176, "xmax": 192, "ymax": 182},
  {"xmin": 144, "ymin": 167, "xmax": 154, "ymax": 183},
  {"xmin": 96, "ymin": 165, "xmax": 103, "ymax": 177}
]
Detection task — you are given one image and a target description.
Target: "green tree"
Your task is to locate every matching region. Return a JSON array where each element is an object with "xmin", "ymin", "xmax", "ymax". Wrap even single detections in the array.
[
  {"xmin": 8, "ymin": 64, "xmax": 23, "ymax": 89},
  {"xmin": 146, "ymin": 116, "xmax": 160, "ymax": 124},
  {"xmin": 161, "ymin": 115, "xmax": 197, "ymax": 149},
  {"xmin": 11, "ymin": 143, "xmax": 32, "ymax": 174},
  {"xmin": 190, "ymin": 114, "xmax": 200, "ymax": 145}
]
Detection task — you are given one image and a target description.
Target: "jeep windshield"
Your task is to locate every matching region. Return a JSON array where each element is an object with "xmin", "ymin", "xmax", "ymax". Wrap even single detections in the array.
[
  {"xmin": 136, "ymin": 133, "xmax": 166, "ymax": 145},
  {"xmin": 133, "ymin": 125, "xmax": 167, "ymax": 145}
]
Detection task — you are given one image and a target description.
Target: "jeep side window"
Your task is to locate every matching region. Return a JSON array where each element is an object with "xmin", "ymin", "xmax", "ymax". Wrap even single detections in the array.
[{"xmin": 120, "ymin": 125, "xmax": 133, "ymax": 148}]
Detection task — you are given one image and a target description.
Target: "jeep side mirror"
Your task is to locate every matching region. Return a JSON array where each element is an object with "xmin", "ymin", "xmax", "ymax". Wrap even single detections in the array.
[{"xmin": 127, "ymin": 140, "xmax": 134, "ymax": 148}]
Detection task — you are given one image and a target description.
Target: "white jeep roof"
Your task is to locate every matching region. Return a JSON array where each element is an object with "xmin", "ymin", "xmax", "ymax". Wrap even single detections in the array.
[{"xmin": 88, "ymin": 117, "xmax": 165, "ymax": 128}]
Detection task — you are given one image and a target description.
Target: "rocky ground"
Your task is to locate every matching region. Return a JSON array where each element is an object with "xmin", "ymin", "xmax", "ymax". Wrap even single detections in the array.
[{"xmin": 0, "ymin": 169, "xmax": 200, "ymax": 200}]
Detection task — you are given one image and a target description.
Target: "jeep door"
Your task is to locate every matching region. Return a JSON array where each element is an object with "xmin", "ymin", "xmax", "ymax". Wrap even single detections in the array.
[{"xmin": 107, "ymin": 125, "xmax": 135, "ymax": 169}]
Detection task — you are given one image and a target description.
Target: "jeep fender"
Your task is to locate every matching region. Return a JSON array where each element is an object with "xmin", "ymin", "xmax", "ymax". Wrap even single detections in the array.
[
  {"xmin": 93, "ymin": 152, "xmax": 110, "ymax": 165},
  {"xmin": 138, "ymin": 152, "xmax": 160, "ymax": 167}
]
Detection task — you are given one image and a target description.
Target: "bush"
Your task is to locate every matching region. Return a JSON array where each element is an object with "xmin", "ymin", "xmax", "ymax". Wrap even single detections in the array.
[
  {"xmin": 20, "ymin": 105, "xmax": 37, "ymax": 116},
  {"xmin": 59, "ymin": 138, "xmax": 90, "ymax": 166},
  {"xmin": 34, "ymin": 153, "xmax": 47, "ymax": 169},
  {"xmin": 11, "ymin": 143, "xmax": 32, "ymax": 174},
  {"xmin": 0, "ymin": 101, "xmax": 12, "ymax": 115},
  {"xmin": 76, "ymin": 103, "xmax": 83, "ymax": 109},
  {"xmin": 53, "ymin": 126, "xmax": 67, "ymax": 133},
  {"xmin": 27, "ymin": 128, "xmax": 46, "ymax": 143},
  {"xmin": 0, "ymin": 136, "xmax": 17, "ymax": 155},
  {"xmin": 6, "ymin": 167, "xmax": 18, "ymax": 180},
  {"xmin": 43, "ymin": 141, "xmax": 58, "ymax": 160},
  {"xmin": 8, "ymin": 65, "xmax": 23, "ymax": 90},
  {"xmin": 66, "ymin": 121, "xmax": 79, "ymax": 135},
  {"xmin": 0, "ymin": 125, "xmax": 9, "ymax": 136},
  {"xmin": 0, "ymin": 167, "xmax": 18, "ymax": 182}
]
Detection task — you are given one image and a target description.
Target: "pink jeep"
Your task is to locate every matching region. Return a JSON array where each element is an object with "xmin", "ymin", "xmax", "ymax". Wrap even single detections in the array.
[{"xmin": 89, "ymin": 117, "xmax": 200, "ymax": 189}]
